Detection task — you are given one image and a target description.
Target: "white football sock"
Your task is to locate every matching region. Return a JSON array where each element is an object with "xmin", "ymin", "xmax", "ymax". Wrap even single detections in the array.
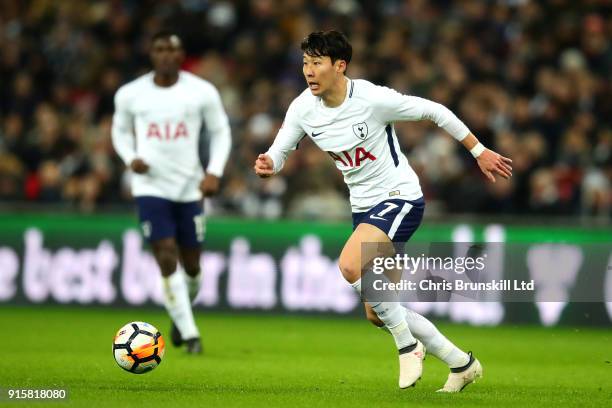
[
  {"xmin": 185, "ymin": 270, "xmax": 202, "ymax": 303},
  {"xmin": 162, "ymin": 270, "xmax": 199, "ymax": 340},
  {"xmin": 403, "ymin": 307, "xmax": 469, "ymax": 368},
  {"xmin": 351, "ymin": 278, "xmax": 416, "ymax": 350}
]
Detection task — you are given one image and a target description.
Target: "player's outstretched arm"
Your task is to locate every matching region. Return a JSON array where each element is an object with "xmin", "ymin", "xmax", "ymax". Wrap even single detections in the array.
[
  {"xmin": 373, "ymin": 87, "xmax": 512, "ymax": 183},
  {"xmin": 461, "ymin": 133, "xmax": 512, "ymax": 183},
  {"xmin": 254, "ymin": 154, "xmax": 275, "ymax": 178}
]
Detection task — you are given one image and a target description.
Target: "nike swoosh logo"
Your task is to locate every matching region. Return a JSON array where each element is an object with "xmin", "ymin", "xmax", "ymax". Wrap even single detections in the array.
[
  {"xmin": 312, "ymin": 131, "xmax": 325, "ymax": 137},
  {"xmin": 369, "ymin": 215, "xmax": 386, "ymax": 221}
]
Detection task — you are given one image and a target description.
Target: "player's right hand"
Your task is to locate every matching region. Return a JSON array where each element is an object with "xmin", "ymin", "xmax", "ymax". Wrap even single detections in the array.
[
  {"xmin": 130, "ymin": 158, "xmax": 150, "ymax": 174},
  {"xmin": 254, "ymin": 154, "xmax": 274, "ymax": 178}
]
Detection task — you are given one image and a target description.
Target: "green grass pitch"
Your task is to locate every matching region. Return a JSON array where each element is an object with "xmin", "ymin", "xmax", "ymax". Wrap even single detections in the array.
[{"xmin": 0, "ymin": 306, "xmax": 610, "ymax": 407}]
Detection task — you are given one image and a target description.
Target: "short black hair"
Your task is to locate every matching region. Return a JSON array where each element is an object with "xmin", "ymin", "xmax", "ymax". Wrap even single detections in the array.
[
  {"xmin": 301, "ymin": 30, "xmax": 352, "ymax": 65},
  {"xmin": 151, "ymin": 30, "xmax": 183, "ymax": 47}
]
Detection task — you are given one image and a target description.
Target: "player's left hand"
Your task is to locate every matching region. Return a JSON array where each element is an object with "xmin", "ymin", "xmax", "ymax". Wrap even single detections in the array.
[
  {"xmin": 200, "ymin": 174, "xmax": 220, "ymax": 197},
  {"xmin": 476, "ymin": 149, "xmax": 512, "ymax": 183}
]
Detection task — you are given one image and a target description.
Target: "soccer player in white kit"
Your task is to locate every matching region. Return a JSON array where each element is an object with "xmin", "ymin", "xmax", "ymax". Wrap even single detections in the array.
[
  {"xmin": 112, "ymin": 31, "xmax": 231, "ymax": 354},
  {"xmin": 254, "ymin": 31, "xmax": 512, "ymax": 391}
]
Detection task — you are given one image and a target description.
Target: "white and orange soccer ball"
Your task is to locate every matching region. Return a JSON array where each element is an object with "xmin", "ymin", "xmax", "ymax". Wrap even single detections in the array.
[{"xmin": 113, "ymin": 322, "xmax": 165, "ymax": 374}]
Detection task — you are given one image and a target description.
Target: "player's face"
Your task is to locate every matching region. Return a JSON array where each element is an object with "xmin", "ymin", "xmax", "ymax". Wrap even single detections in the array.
[
  {"xmin": 303, "ymin": 54, "xmax": 345, "ymax": 96},
  {"xmin": 150, "ymin": 36, "xmax": 184, "ymax": 76}
]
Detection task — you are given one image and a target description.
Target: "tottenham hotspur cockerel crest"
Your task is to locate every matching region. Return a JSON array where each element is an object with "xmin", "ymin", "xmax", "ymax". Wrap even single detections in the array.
[{"xmin": 352, "ymin": 122, "xmax": 368, "ymax": 140}]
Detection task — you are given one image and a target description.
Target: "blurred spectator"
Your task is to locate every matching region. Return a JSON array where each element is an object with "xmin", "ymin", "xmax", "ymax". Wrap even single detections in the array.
[{"xmin": 0, "ymin": 0, "xmax": 610, "ymax": 221}]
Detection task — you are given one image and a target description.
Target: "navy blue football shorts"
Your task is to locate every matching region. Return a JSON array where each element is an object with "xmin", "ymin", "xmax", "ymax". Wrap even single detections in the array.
[
  {"xmin": 135, "ymin": 196, "xmax": 205, "ymax": 248},
  {"xmin": 352, "ymin": 197, "xmax": 425, "ymax": 244}
]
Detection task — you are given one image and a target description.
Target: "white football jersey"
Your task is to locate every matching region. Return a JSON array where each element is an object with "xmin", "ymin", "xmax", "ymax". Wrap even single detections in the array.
[
  {"xmin": 266, "ymin": 78, "xmax": 471, "ymax": 213},
  {"xmin": 112, "ymin": 71, "xmax": 231, "ymax": 202}
]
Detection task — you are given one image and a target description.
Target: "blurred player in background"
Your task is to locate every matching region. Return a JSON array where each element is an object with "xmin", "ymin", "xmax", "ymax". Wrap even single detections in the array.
[
  {"xmin": 112, "ymin": 31, "xmax": 231, "ymax": 354},
  {"xmin": 255, "ymin": 31, "xmax": 512, "ymax": 391}
]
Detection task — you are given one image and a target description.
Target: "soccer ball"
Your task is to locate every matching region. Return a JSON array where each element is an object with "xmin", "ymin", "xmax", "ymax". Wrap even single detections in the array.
[{"xmin": 112, "ymin": 321, "xmax": 165, "ymax": 374}]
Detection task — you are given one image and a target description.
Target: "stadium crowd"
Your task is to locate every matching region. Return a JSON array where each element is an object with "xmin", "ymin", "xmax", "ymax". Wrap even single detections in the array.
[{"xmin": 0, "ymin": 0, "xmax": 610, "ymax": 219}]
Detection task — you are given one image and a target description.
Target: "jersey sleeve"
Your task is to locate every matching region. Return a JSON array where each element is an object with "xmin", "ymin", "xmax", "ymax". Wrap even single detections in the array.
[
  {"xmin": 202, "ymin": 85, "xmax": 232, "ymax": 177},
  {"xmin": 372, "ymin": 85, "xmax": 471, "ymax": 141},
  {"xmin": 265, "ymin": 100, "xmax": 305, "ymax": 173},
  {"xmin": 111, "ymin": 87, "xmax": 137, "ymax": 166}
]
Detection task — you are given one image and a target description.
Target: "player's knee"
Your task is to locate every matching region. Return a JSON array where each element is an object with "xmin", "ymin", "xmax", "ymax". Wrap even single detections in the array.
[
  {"xmin": 181, "ymin": 254, "xmax": 201, "ymax": 277},
  {"xmin": 338, "ymin": 258, "xmax": 360, "ymax": 283},
  {"xmin": 153, "ymin": 243, "xmax": 178, "ymax": 275}
]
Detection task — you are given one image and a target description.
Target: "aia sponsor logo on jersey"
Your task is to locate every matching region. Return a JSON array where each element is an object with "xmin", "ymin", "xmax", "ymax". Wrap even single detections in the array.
[
  {"xmin": 146, "ymin": 122, "xmax": 189, "ymax": 140},
  {"xmin": 328, "ymin": 147, "xmax": 376, "ymax": 168}
]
